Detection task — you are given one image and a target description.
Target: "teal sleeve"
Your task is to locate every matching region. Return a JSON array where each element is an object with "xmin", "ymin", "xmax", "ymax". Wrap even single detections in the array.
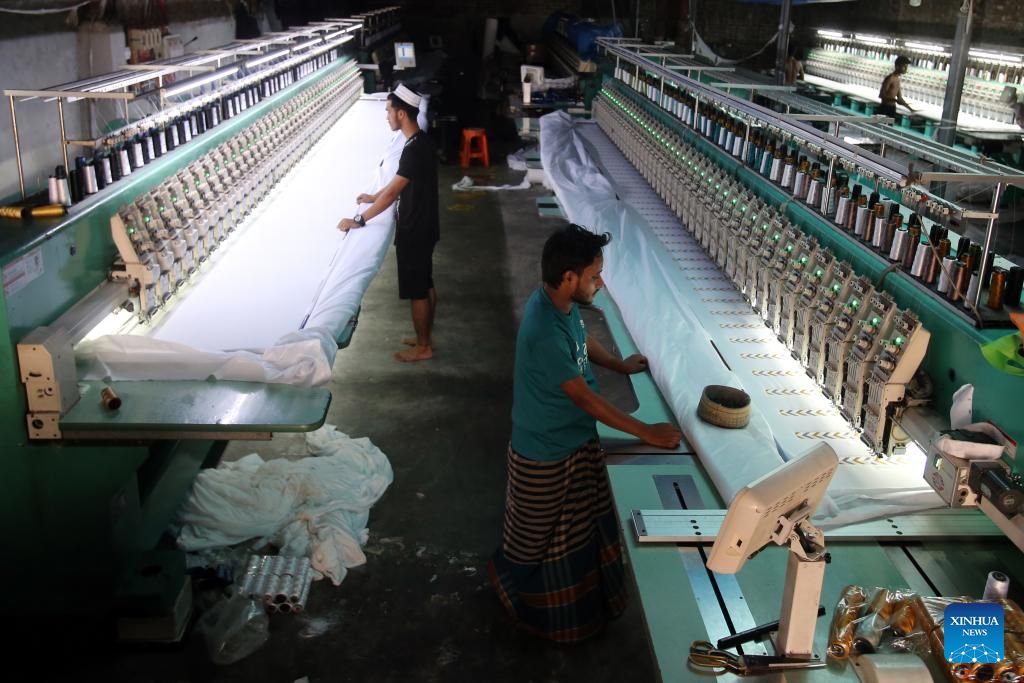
[{"xmin": 532, "ymin": 333, "xmax": 583, "ymax": 388}]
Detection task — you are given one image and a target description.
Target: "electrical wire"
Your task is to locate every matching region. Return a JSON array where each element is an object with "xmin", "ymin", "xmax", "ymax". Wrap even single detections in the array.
[
  {"xmin": 869, "ymin": 220, "xmax": 983, "ymax": 326},
  {"xmin": 875, "ymin": 262, "xmax": 901, "ymax": 289},
  {"xmin": 0, "ymin": 0, "xmax": 94, "ymax": 15},
  {"xmin": 691, "ymin": 21, "xmax": 779, "ymax": 66},
  {"xmin": 912, "ymin": 191, "xmax": 987, "ymax": 326}
]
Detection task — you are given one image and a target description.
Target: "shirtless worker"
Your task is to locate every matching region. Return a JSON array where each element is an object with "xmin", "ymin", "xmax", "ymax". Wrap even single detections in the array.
[
  {"xmin": 879, "ymin": 56, "xmax": 915, "ymax": 118},
  {"xmin": 784, "ymin": 47, "xmax": 804, "ymax": 86}
]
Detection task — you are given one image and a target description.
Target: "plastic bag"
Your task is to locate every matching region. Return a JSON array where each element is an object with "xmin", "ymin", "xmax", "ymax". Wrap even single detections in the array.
[
  {"xmin": 828, "ymin": 586, "xmax": 922, "ymax": 659},
  {"xmin": 200, "ymin": 593, "xmax": 270, "ymax": 665}
]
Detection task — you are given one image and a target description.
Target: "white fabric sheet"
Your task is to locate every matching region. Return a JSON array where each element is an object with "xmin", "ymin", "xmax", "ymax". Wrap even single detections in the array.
[
  {"xmin": 78, "ymin": 98, "xmax": 401, "ymax": 386},
  {"xmin": 802, "ymin": 73, "xmax": 1022, "ymax": 135},
  {"xmin": 540, "ymin": 111, "xmax": 943, "ymax": 526},
  {"xmin": 177, "ymin": 425, "xmax": 393, "ymax": 586},
  {"xmin": 541, "ymin": 111, "xmax": 784, "ymax": 503}
]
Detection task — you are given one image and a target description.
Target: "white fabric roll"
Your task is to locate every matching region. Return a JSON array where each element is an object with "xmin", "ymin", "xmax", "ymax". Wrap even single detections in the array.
[{"xmin": 77, "ymin": 98, "xmax": 398, "ymax": 386}]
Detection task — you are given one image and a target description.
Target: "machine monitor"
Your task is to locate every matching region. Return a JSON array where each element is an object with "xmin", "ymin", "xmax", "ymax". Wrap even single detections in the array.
[
  {"xmin": 395, "ymin": 42, "xmax": 416, "ymax": 70},
  {"xmin": 707, "ymin": 442, "xmax": 838, "ymax": 575}
]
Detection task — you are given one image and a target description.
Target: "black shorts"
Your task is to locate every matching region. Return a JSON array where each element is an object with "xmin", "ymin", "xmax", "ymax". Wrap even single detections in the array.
[
  {"xmin": 878, "ymin": 103, "xmax": 897, "ymax": 118},
  {"xmin": 396, "ymin": 241, "xmax": 435, "ymax": 300}
]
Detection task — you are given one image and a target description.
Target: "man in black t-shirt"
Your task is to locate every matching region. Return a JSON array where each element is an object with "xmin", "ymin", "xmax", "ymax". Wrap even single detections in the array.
[{"xmin": 338, "ymin": 84, "xmax": 440, "ymax": 362}]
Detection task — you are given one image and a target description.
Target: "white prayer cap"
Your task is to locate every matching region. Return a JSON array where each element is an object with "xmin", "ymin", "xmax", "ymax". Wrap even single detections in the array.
[{"xmin": 393, "ymin": 83, "xmax": 422, "ymax": 108}]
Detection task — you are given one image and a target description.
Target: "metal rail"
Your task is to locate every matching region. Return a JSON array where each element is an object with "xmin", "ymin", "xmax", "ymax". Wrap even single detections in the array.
[
  {"xmin": 724, "ymin": 65, "xmax": 1023, "ymax": 181},
  {"xmin": 598, "ymin": 38, "xmax": 911, "ymax": 186},
  {"xmin": 3, "ymin": 16, "xmax": 370, "ymax": 200},
  {"xmin": 600, "ymin": 37, "xmax": 1024, "ymax": 187},
  {"xmin": 632, "ymin": 509, "xmax": 1003, "ymax": 543}
]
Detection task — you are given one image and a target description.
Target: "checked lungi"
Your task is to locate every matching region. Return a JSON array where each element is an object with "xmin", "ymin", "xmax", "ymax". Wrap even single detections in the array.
[{"xmin": 487, "ymin": 439, "xmax": 628, "ymax": 643}]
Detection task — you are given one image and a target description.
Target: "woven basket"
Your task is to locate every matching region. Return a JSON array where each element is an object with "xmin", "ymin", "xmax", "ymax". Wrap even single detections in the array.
[{"xmin": 697, "ymin": 385, "xmax": 751, "ymax": 429}]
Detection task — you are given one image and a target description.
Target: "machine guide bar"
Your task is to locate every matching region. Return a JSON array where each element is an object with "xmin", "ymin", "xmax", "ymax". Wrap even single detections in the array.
[{"xmin": 632, "ymin": 508, "xmax": 1003, "ymax": 543}]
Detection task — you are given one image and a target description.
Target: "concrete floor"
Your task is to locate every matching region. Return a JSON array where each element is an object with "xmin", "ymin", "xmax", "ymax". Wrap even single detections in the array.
[{"xmin": 112, "ymin": 160, "xmax": 658, "ymax": 682}]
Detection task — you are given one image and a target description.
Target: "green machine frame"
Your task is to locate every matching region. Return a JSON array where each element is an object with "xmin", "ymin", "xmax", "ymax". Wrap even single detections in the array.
[
  {"xmin": 0, "ymin": 56, "xmax": 365, "ymax": 619},
  {"xmin": 558, "ymin": 40, "xmax": 1024, "ymax": 680},
  {"xmin": 550, "ymin": 106, "xmax": 1024, "ymax": 683},
  {"xmin": 598, "ymin": 72, "xmax": 1024, "ymax": 457}
]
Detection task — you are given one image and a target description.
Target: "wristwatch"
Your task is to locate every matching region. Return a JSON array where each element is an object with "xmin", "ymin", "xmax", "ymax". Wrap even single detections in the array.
[{"xmin": 353, "ymin": 213, "xmax": 366, "ymax": 227}]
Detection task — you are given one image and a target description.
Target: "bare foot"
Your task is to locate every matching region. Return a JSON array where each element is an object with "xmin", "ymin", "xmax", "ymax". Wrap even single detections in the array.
[
  {"xmin": 401, "ymin": 337, "xmax": 417, "ymax": 347},
  {"xmin": 394, "ymin": 345, "xmax": 433, "ymax": 362}
]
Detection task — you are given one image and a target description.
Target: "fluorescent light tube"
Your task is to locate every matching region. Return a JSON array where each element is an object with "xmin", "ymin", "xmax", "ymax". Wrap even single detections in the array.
[
  {"xmin": 969, "ymin": 49, "xmax": 1022, "ymax": 64},
  {"xmin": 162, "ymin": 65, "xmax": 239, "ymax": 98},
  {"xmin": 247, "ymin": 48, "xmax": 290, "ymax": 69},
  {"xmin": 904, "ymin": 41, "xmax": 947, "ymax": 53},
  {"xmin": 855, "ymin": 34, "xmax": 890, "ymax": 45}
]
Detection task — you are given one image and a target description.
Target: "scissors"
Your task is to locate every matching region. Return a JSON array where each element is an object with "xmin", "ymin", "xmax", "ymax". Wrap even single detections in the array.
[{"xmin": 689, "ymin": 640, "xmax": 825, "ymax": 675}]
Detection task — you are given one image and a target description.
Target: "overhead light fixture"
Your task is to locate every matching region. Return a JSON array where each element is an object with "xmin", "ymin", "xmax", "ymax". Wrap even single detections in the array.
[
  {"xmin": 161, "ymin": 65, "xmax": 240, "ymax": 99},
  {"xmin": 816, "ymin": 30, "xmax": 844, "ymax": 39},
  {"xmin": 246, "ymin": 48, "xmax": 290, "ymax": 69},
  {"xmin": 904, "ymin": 41, "xmax": 947, "ymax": 53},
  {"xmin": 292, "ymin": 36, "xmax": 324, "ymax": 53},
  {"xmin": 969, "ymin": 49, "xmax": 1022, "ymax": 64},
  {"xmin": 321, "ymin": 34, "xmax": 355, "ymax": 51},
  {"xmin": 855, "ymin": 34, "xmax": 890, "ymax": 45}
]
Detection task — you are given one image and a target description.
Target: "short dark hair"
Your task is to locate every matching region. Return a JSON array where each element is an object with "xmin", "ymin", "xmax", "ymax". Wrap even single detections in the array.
[
  {"xmin": 387, "ymin": 92, "xmax": 419, "ymax": 120},
  {"xmin": 541, "ymin": 224, "xmax": 611, "ymax": 288},
  {"xmin": 895, "ymin": 56, "xmax": 911, "ymax": 68}
]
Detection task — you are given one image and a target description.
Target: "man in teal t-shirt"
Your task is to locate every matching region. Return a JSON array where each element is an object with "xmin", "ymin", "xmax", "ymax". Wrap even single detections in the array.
[
  {"xmin": 510, "ymin": 286, "xmax": 600, "ymax": 460},
  {"xmin": 489, "ymin": 223, "xmax": 682, "ymax": 643}
]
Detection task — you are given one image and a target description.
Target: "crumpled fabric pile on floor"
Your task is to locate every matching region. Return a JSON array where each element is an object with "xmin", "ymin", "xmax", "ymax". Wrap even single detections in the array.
[{"xmin": 177, "ymin": 425, "xmax": 393, "ymax": 585}]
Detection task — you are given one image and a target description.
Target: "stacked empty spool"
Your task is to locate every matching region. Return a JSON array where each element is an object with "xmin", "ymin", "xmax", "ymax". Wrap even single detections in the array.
[{"xmin": 238, "ymin": 555, "xmax": 313, "ymax": 614}]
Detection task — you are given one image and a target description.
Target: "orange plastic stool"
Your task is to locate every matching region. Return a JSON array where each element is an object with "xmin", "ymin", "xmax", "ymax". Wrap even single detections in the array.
[{"xmin": 459, "ymin": 128, "xmax": 490, "ymax": 168}]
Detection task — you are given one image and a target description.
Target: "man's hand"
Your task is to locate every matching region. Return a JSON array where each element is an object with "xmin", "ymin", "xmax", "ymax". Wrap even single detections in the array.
[
  {"xmin": 337, "ymin": 218, "xmax": 360, "ymax": 231},
  {"xmin": 641, "ymin": 423, "xmax": 683, "ymax": 449},
  {"xmin": 620, "ymin": 354, "xmax": 648, "ymax": 374},
  {"xmin": 356, "ymin": 193, "xmax": 375, "ymax": 205}
]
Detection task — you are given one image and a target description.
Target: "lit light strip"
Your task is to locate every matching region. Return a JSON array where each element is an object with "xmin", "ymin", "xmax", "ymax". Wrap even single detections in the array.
[
  {"xmin": 246, "ymin": 48, "xmax": 291, "ymax": 69},
  {"xmin": 904, "ymin": 41, "xmax": 947, "ymax": 54},
  {"xmin": 161, "ymin": 65, "xmax": 240, "ymax": 98},
  {"xmin": 816, "ymin": 30, "xmax": 845, "ymax": 39},
  {"xmin": 292, "ymin": 36, "xmax": 325, "ymax": 53},
  {"xmin": 855, "ymin": 34, "xmax": 890, "ymax": 45},
  {"xmin": 969, "ymin": 49, "xmax": 1022, "ymax": 64}
]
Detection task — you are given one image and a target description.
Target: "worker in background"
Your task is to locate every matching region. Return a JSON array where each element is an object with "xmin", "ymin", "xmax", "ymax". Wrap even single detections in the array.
[
  {"xmin": 879, "ymin": 55, "xmax": 915, "ymax": 118},
  {"xmin": 488, "ymin": 224, "xmax": 682, "ymax": 643},
  {"xmin": 784, "ymin": 46, "xmax": 804, "ymax": 85},
  {"xmin": 338, "ymin": 84, "xmax": 439, "ymax": 362}
]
